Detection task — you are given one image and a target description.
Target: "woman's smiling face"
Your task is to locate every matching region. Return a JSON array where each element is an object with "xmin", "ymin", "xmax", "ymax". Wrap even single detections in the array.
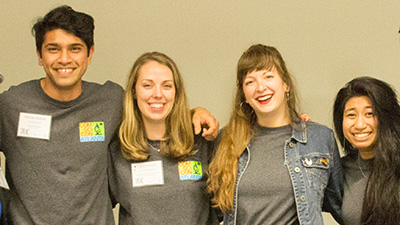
[
  {"xmin": 242, "ymin": 67, "xmax": 289, "ymax": 126},
  {"xmin": 343, "ymin": 96, "xmax": 378, "ymax": 158}
]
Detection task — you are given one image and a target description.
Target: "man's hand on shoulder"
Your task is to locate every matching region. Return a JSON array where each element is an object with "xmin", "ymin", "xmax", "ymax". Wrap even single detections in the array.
[{"xmin": 191, "ymin": 107, "xmax": 219, "ymax": 141}]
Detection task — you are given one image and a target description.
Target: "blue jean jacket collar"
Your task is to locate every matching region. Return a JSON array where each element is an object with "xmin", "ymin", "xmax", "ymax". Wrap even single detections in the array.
[{"xmin": 290, "ymin": 120, "xmax": 307, "ymax": 144}]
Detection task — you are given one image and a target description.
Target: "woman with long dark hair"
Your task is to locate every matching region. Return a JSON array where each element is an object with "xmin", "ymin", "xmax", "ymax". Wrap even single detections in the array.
[
  {"xmin": 333, "ymin": 76, "xmax": 400, "ymax": 224},
  {"xmin": 207, "ymin": 44, "xmax": 343, "ymax": 224}
]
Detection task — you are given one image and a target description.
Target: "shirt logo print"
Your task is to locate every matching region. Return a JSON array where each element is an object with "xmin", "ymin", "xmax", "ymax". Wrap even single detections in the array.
[
  {"xmin": 79, "ymin": 122, "xmax": 105, "ymax": 142},
  {"xmin": 178, "ymin": 161, "xmax": 202, "ymax": 180}
]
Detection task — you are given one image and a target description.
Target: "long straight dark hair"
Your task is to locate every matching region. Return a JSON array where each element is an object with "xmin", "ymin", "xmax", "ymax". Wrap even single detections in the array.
[{"xmin": 333, "ymin": 76, "xmax": 400, "ymax": 224}]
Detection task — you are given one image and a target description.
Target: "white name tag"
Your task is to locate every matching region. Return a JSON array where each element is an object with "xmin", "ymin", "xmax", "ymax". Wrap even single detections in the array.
[
  {"xmin": 131, "ymin": 161, "xmax": 164, "ymax": 187},
  {"xmin": 17, "ymin": 112, "xmax": 52, "ymax": 140},
  {"xmin": 0, "ymin": 168, "xmax": 9, "ymax": 190}
]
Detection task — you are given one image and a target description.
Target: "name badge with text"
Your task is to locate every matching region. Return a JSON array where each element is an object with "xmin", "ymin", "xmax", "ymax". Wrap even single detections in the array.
[
  {"xmin": 17, "ymin": 112, "xmax": 52, "ymax": 140},
  {"xmin": 131, "ymin": 161, "xmax": 164, "ymax": 187}
]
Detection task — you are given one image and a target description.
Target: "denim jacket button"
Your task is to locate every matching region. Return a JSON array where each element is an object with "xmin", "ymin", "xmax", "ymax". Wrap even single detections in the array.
[
  {"xmin": 294, "ymin": 167, "xmax": 300, "ymax": 173},
  {"xmin": 300, "ymin": 196, "xmax": 306, "ymax": 201},
  {"xmin": 289, "ymin": 142, "xmax": 294, "ymax": 148}
]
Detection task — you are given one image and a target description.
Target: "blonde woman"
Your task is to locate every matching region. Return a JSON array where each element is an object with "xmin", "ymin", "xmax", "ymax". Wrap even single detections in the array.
[
  {"xmin": 109, "ymin": 52, "xmax": 219, "ymax": 224},
  {"xmin": 207, "ymin": 44, "xmax": 343, "ymax": 225}
]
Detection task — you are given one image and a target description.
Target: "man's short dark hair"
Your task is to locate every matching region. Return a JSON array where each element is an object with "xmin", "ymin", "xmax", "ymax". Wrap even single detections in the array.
[{"xmin": 32, "ymin": 5, "xmax": 94, "ymax": 57}]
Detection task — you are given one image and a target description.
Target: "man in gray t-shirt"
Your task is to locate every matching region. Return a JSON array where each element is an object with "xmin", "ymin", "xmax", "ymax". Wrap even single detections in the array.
[
  {"xmin": 0, "ymin": 6, "xmax": 119, "ymax": 224},
  {"xmin": 0, "ymin": 6, "xmax": 218, "ymax": 224}
]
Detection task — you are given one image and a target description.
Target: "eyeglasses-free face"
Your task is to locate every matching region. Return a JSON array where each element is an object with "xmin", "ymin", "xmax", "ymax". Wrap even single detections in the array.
[
  {"xmin": 38, "ymin": 29, "xmax": 94, "ymax": 101},
  {"xmin": 135, "ymin": 60, "xmax": 176, "ymax": 127},
  {"xmin": 242, "ymin": 67, "xmax": 290, "ymax": 127},
  {"xmin": 343, "ymin": 96, "xmax": 378, "ymax": 159}
]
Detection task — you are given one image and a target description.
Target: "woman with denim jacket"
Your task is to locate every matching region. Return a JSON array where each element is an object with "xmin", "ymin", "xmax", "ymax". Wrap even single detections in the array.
[
  {"xmin": 333, "ymin": 77, "xmax": 400, "ymax": 224},
  {"xmin": 207, "ymin": 44, "xmax": 343, "ymax": 225}
]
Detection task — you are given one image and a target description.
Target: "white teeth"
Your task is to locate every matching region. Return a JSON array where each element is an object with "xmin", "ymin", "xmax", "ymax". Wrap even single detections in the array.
[
  {"xmin": 58, "ymin": 69, "xmax": 73, "ymax": 73},
  {"xmin": 258, "ymin": 95, "xmax": 272, "ymax": 101},
  {"xmin": 354, "ymin": 133, "xmax": 370, "ymax": 137},
  {"xmin": 150, "ymin": 104, "xmax": 164, "ymax": 108}
]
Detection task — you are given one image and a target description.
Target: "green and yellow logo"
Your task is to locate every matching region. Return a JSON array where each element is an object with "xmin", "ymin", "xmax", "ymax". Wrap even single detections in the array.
[
  {"xmin": 178, "ymin": 161, "xmax": 202, "ymax": 180},
  {"xmin": 79, "ymin": 122, "xmax": 105, "ymax": 142}
]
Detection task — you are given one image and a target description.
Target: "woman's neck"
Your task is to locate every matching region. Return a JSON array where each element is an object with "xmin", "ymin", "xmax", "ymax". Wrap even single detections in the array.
[
  {"xmin": 257, "ymin": 109, "xmax": 291, "ymax": 127},
  {"xmin": 358, "ymin": 148, "xmax": 375, "ymax": 159},
  {"xmin": 144, "ymin": 121, "xmax": 166, "ymax": 140}
]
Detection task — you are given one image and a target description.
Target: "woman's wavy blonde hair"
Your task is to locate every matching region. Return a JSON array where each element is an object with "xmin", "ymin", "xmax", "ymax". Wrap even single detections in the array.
[
  {"xmin": 207, "ymin": 44, "xmax": 300, "ymax": 213},
  {"xmin": 119, "ymin": 52, "xmax": 194, "ymax": 161}
]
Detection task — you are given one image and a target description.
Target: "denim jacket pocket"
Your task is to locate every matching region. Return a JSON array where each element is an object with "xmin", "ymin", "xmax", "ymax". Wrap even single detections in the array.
[{"xmin": 301, "ymin": 154, "xmax": 330, "ymax": 194}]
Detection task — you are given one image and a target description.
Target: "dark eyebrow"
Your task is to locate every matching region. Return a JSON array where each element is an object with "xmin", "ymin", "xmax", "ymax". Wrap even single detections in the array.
[
  {"xmin": 44, "ymin": 43, "xmax": 59, "ymax": 48},
  {"xmin": 70, "ymin": 43, "xmax": 85, "ymax": 47},
  {"xmin": 344, "ymin": 108, "xmax": 355, "ymax": 113},
  {"xmin": 44, "ymin": 43, "xmax": 84, "ymax": 48},
  {"xmin": 344, "ymin": 105, "xmax": 373, "ymax": 113}
]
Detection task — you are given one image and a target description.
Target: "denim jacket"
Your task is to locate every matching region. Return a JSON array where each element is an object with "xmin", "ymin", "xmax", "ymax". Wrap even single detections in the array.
[{"xmin": 223, "ymin": 121, "xmax": 343, "ymax": 225}]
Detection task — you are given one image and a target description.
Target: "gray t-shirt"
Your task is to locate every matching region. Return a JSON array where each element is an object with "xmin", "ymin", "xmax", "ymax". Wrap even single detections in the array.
[
  {"xmin": 109, "ymin": 135, "xmax": 219, "ymax": 225},
  {"xmin": 342, "ymin": 155, "xmax": 372, "ymax": 225},
  {"xmin": 0, "ymin": 79, "xmax": 123, "ymax": 225},
  {"xmin": 237, "ymin": 124, "xmax": 299, "ymax": 225}
]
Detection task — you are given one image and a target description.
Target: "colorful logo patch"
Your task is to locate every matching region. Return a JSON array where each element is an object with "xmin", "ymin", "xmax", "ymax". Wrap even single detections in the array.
[
  {"xmin": 178, "ymin": 161, "xmax": 202, "ymax": 180},
  {"xmin": 79, "ymin": 122, "xmax": 105, "ymax": 142}
]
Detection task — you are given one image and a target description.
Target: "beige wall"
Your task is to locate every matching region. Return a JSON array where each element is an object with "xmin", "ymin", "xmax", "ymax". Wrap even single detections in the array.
[{"xmin": 1, "ymin": 1, "xmax": 400, "ymax": 224}]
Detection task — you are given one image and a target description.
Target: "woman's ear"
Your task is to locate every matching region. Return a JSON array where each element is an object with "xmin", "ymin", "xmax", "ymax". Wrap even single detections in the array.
[{"xmin": 285, "ymin": 83, "xmax": 290, "ymax": 93}]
